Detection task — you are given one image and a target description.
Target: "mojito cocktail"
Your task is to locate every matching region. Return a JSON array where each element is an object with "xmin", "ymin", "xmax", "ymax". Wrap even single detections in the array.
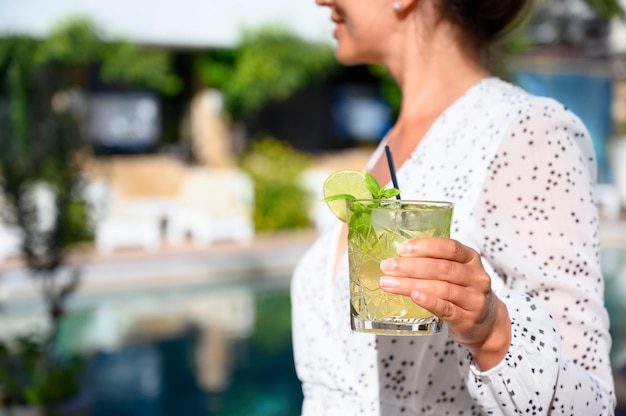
[{"xmin": 346, "ymin": 199, "xmax": 454, "ymax": 335}]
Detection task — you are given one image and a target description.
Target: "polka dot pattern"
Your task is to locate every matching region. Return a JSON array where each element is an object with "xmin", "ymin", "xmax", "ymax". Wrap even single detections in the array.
[{"xmin": 291, "ymin": 78, "xmax": 615, "ymax": 415}]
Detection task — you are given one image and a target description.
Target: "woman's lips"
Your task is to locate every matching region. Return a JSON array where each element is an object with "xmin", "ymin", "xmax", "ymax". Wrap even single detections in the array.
[{"xmin": 332, "ymin": 19, "xmax": 343, "ymax": 38}]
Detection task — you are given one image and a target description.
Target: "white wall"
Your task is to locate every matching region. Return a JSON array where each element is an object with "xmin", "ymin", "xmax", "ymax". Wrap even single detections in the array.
[{"xmin": 0, "ymin": 0, "xmax": 335, "ymax": 48}]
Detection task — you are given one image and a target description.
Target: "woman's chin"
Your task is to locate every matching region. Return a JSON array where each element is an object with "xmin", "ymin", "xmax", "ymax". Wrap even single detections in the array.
[{"xmin": 334, "ymin": 50, "xmax": 366, "ymax": 66}]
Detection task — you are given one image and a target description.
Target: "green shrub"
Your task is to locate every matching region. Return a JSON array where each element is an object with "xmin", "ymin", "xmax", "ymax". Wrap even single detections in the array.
[
  {"xmin": 195, "ymin": 25, "xmax": 337, "ymax": 122},
  {"xmin": 0, "ymin": 333, "xmax": 84, "ymax": 411},
  {"xmin": 241, "ymin": 137, "xmax": 312, "ymax": 232}
]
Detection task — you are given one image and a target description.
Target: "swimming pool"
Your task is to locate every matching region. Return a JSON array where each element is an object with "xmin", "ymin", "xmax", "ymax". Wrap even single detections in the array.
[{"xmin": 80, "ymin": 287, "xmax": 302, "ymax": 416}]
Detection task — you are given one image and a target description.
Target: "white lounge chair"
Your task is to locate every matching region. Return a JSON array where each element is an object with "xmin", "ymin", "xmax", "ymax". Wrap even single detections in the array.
[
  {"xmin": 166, "ymin": 168, "xmax": 254, "ymax": 246},
  {"xmin": 92, "ymin": 186, "xmax": 166, "ymax": 254}
]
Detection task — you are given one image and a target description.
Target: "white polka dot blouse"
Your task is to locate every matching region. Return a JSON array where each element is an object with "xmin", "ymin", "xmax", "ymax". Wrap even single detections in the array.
[{"xmin": 290, "ymin": 77, "xmax": 616, "ymax": 415}]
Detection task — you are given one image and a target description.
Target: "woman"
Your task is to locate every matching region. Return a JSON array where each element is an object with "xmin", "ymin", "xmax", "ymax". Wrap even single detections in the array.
[{"xmin": 290, "ymin": 0, "xmax": 616, "ymax": 414}]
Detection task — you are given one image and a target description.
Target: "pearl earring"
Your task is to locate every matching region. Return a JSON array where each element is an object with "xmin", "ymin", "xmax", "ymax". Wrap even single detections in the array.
[{"xmin": 393, "ymin": 1, "xmax": 401, "ymax": 11}]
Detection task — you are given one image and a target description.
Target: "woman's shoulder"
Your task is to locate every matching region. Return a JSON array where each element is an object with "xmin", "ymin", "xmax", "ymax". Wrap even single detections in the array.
[
  {"xmin": 482, "ymin": 77, "xmax": 584, "ymax": 126},
  {"xmin": 482, "ymin": 78, "xmax": 597, "ymax": 177}
]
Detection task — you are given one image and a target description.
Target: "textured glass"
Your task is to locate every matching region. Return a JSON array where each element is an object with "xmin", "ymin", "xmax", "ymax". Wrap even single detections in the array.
[{"xmin": 346, "ymin": 200, "xmax": 453, "ymax": 335}]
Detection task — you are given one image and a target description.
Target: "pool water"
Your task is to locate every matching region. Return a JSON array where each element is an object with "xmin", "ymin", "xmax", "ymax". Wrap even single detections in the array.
[
  {"xmin": 204, "ymin": 292, "xmax": 303, "ymax": 416},
  {"xmin": 81, "ymin": 290, "xmax": 302, "ymax": 416}
]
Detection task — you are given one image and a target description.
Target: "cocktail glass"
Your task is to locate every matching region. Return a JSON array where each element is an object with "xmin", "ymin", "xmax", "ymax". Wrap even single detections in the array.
[{"xmin": 346, "ymin": 199, "xmax": 454, "ymax": 335}]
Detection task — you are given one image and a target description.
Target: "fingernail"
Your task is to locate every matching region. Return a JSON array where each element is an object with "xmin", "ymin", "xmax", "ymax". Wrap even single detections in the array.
[
  {"xmin": 380, "ymin": 259, "xmax": 395, "ymax": 271},
  {"xmin": 380, "ymin": 276, "xmax": 398, "ymax": 288},
  {"xmin": 411, "ymin": 290, "xmax": 425, "ymax": 302},
  {"xmin": 398, "ymin": 242, "xmax": 412, "ymax": 254}
]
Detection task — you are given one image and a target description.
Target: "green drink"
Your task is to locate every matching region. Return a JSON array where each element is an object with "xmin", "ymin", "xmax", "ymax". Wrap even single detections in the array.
[{"xmin": 346, "ymin": 199, "xmax": 454, "ymax": 335}]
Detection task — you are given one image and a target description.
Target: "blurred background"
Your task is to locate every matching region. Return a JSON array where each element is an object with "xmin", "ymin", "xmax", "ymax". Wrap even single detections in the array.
[{"xmin": 0, "ymin": 0, "xmax": 625, "ymax": 415}]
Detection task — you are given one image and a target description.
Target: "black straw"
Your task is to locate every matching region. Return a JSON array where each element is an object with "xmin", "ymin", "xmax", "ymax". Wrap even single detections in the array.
[{"xmin": 384, "ymin": 145, "xmax": 401, "ymax": 199}]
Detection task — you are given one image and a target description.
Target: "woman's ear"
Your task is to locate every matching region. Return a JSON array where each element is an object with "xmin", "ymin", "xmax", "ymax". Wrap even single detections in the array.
[{"xmin": 393, "ymin": 0, "xmax": 421, "ymax": 15}]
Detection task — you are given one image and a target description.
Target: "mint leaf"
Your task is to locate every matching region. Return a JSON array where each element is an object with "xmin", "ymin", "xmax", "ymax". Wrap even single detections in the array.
[
  {"xmin": 380, "ymin": 188, "xmax": 401, "ymax": 199},
  {"xmin": 365, "ymin": 171, "xmax": 400, "ymax": 200},
  {"xmin": 346, "ymin": 175, "xmax": 401, "ymax": 246},
  {"xmin": 347, "ymin": 201, "xmax": 373, "ymax": 240},
  {"xmin": 365, "ymin": 172, "xmax": 381, "ymax": 197}
]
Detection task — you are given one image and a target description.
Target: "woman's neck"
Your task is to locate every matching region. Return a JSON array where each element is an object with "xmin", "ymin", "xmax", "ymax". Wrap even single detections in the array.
[
  {"xmin": 384, "ymin": 2, "xmax": 489, "ymax": 128},
  {"xmin": 372, "ymin": 8, "xmax": 489, "ymax": 173}
]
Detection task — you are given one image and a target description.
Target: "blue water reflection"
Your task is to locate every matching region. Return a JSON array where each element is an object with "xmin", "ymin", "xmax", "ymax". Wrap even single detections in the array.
[{"xmin": 80, "ymin": 289, "xmax": 302, "ymax": 416}]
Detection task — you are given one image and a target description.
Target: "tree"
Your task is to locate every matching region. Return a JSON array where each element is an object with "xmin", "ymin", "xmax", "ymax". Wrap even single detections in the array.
[
  {"xmin": 194, "ymin": 25, "xmax": 338, "ymax": 122},
  {"xmin": 0, "ymin": 17, "xmax": 180, "ymax": 412}
]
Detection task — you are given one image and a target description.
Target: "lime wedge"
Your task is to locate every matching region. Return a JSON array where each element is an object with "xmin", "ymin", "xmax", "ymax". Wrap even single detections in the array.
[{"xmin": 323, "ymin": 169, "xmax": 373, "ymax": 222}]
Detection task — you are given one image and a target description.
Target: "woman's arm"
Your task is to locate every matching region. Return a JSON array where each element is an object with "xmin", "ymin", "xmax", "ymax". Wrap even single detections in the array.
[{"xmin": 466, "ymin": 98, "xmax": 615, "ymax": 413}]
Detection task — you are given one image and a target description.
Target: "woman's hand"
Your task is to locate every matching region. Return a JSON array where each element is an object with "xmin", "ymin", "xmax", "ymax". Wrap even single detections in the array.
[{"xmin": 379, "ymin": 237, "xmax": 511, "ymax": 370}]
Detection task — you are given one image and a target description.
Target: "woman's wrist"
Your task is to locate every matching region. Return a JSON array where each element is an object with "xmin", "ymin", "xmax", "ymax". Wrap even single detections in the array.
[{"xmin": 468, "ymin": 298, "xmax": 512, "ymax": 371}]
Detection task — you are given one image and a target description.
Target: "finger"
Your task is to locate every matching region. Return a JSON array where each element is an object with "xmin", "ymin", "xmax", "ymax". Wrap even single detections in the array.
[
  {"xmin": 410, "ymin": 288, "xmax": 459, "ymax": 322},
  {"xmin": 380, "ymin": 257, "xmax": 476, "ymax": 287},
  {"xmin": 379, "ymin": 275, "xmax": 482, "ymax": 311},
  {"xmin": 378, "ymin": 275, "xmax": 457, "ymax": 320},
  {"xmin": 397, "ymin": 238, "xmax": 475, "ymax": 263}
]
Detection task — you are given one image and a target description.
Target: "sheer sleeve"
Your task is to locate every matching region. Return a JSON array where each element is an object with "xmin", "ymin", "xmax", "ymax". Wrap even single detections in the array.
[{"xmin": 463, "ymin": 98, "xmax": 616, "ymax": 414}]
